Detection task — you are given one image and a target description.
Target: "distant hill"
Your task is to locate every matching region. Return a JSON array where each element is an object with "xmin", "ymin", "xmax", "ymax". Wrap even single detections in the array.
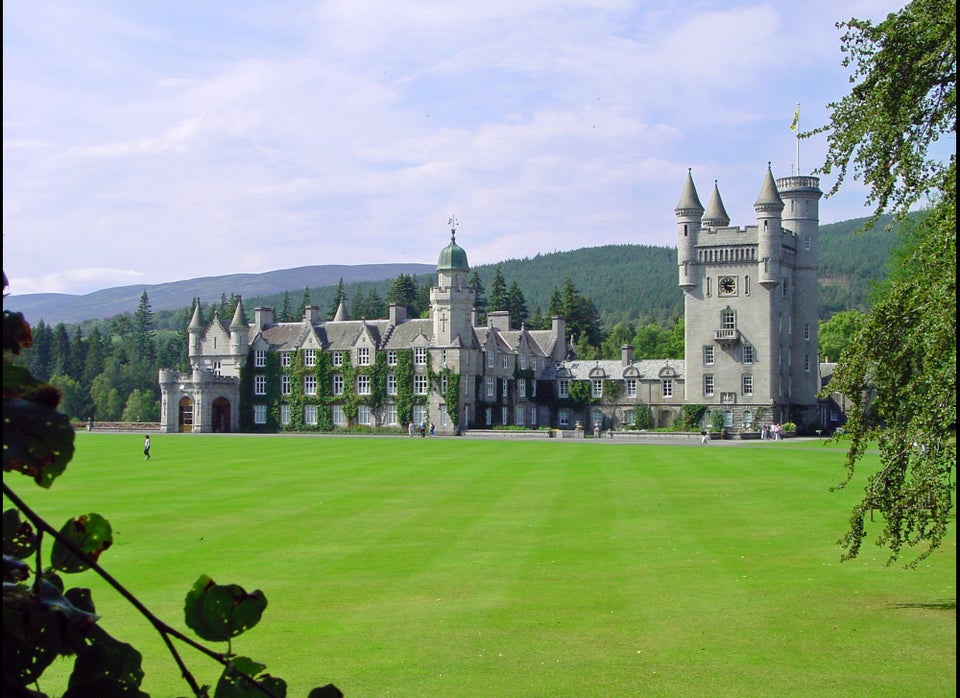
[
  {"xmin": 5, "ymin": 264, "xmax": 436, "ymax": 325},
  {"xmin": 4, "ymin": 214, "xmax": 907, "ymax": 327}
]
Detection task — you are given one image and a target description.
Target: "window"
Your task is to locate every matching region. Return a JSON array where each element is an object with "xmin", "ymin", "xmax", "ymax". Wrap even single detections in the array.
[
  {"xmin": 413, "ymin": 405, "xmax": 427, "ymax": 426},
  {"xmin": 519, "ymin": 354, "xmax": 527, "ymax": 370},
  {"xmin": 804, "ymin": 234, "xmax": 811, "ymax": 250},
  {"xmin": 720, "ymin": 392, "xmax": 736, "ymax": 404},
  {"xmin": 531, "ymin": 358, "xmax": 537, "ymax": 371},
  {"xmin": 386, "ymin": 405, "xmax": 398, "ymax": 426},
  {"xmin": 530, "ymin": 408, "xmax": 537, "ymax": 427},
  {"xmin": 502, "ymin": 379, "xmax": 508, "ymax": 397},
  {"xmin": 332, "ymin": 351, "xmax": 343, "ymax": 367},
  {"xmin": 387, "ymin": 350, "xmax": 397, "ymax": 366},
  {"xmin": 803, "ymin": 322, "xmax": 811, "ymax": 341},
  {"xmin": 744, "ymin": 275, "xmax": 751, "ymax": 295},
  {"xmin": 332, "ymin": 405, "xmax": 345, "ymax": 426},
  {"xmin": 387, "ymin": 373, "xmax": 397, "ymax": 395},
  {"xmin": 440, "ymin": 409, "xmax": 447, "ymax": 427},
  {"xmin": 414, "ymin": 347, "xmax": 426, "ymax": 365},
  {"xmin": 280, "ymin": 404, "xmax": 290, "ymax": 425},
  {"xmin": 280, "ymin": 352, "xmax": 292, "ymax": 367},
  {"xmin": 356, "ymin": 374, "xmax": 370, "ymax": 395},
  {"xmin": 804, "ymin": 354, "xmax": 811, "ymax": 373},
  {"xmin": 558, "ymin": 379, "xmax": 569, "ymax": 398},
  {"xmin": 358, "ymin": 405, "xmax": 372, "ymax": 426},
  {"xmin": 414, "ymin": 374, "xmax": 428, "ymax": 395},
  {"xmin": 357, "ymin": 347, "xmax": 370, "ymax": 366},
  {"xmin": 485, "ymin": 408, "xmax": 493, "ymax": 426},
  {"xmin": 255, "ymin": 375, "xmax": 267, "ymax": 395},
  {"xmin": 255, "ymin": 350, "xmax": 266, "ymax": 368},
  {"xmin": 703, "ymin": 345, "xmax": 714, "ymax": 365},
  {"xmin": 742, "ymin": 410, "xmax": 753, "ymax": 428},
  {"xmin": 516, "ymin": 406, "xmax": 525, "ymax": 426},
  {"xmin": 486, "ymin": 377, "xmax": 495, "ymax": 398},
  {"xmin": 593, "ymin": 409, "xmax": 603, "ymax": 428},
  {"xmin": 213, "ymin": 361, "xmax": 221, "ymax": 377},
  {"xmin": 559, "ymin": 409, "xmax": 571, "ymax": 427},
  {"xmin": 441, "ymin": 349, "xmax": 447, "ymax": 366},
  {"xmin": 304, "ymin": 349, "xmax": 316, "ymax": 367},
  {"xmin": 721, "ymin": 309, "xmax": 736, "ymax": 330},
  {"xmin": 332, "ymin": 374, "xmax": 343, "ymax": 395},
  {"xmin": 304, "ymin": 405, "xmax": 318, "ymax": 426},
  {"xmin": 281, "ymin": 375, "xmax": 291, "ymax": 395},
  {"xmin": 703, "ymin": 375, "xmax": 714, "ymax": 396},
  {"xmin": 254, "ymin": 405, "xmax": 267, "ymax": 424},
  {"xmin": 592, "ymin": 379, "xmax": 603, "ymax": 398},
  {"xmin": 501, "ymin": 406, "xmax": 508, "ymax": 425},
  {"xmin": 742, "ymin": 375, "xmax": 753, "ymax": 395},
  {"xmin": 303, "ymin": 375, "xmax": 317, "ymax": 395},
  {"xmin": 782, "ymin": 279, "xmax": 789, "ymax": 296},
  {"xmin": 742, "ymin": 345, "xmax": 754, "ymax": 364},
  {"xmin": 723, "ymin": 411, "xmax": 733, "ymax": 427},
  {"xmin": 441, "ymin": 374, "xmax": 448, "ymax": 393},
  {"xmin": 531, "ymin": 381, "xmax": 537, "ymax": 398},
  {"xmin": 626, "ymin": 379, "xmax": 637, "ymax": 397},
  {"xmin": 502, "ymin": 354, "xmax": 509, "ymax": 369},
  {"xmin": 518, "ymin": 379, "xmax": 526, "ymax": 398},
  {"xmin": 487, "ymin": 351, "xmax": 495, "ymax": 368},
  {"xmin": 661, "ymin": 379, "xmax": 673, "ymax": 398}
]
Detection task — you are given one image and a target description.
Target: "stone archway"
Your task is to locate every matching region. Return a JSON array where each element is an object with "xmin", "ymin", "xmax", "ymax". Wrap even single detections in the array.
[
  {"xmin": 178, "ymin": 397, "xmax": 194, "ymax": 433},
  {"xmin": 212, "ymin": 398, "xmax": 231, "ymax": 433}
]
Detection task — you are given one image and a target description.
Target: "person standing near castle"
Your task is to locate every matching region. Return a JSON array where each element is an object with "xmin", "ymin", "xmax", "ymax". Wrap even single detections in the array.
[{"xmin": 143, "ymin": 435, "xmax": 151, "ymax": 460}]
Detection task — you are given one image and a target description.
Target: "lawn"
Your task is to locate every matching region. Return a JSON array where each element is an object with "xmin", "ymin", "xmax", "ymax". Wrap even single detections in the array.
[{"xmin": 5, "ymin": 433, "xmax": 955, "ymax": 697}]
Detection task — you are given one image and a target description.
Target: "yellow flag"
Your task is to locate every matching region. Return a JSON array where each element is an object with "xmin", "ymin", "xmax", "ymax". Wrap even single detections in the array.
[{"xmin": 790, "ymin": 104, "xmax": 800, "ymax": 132}]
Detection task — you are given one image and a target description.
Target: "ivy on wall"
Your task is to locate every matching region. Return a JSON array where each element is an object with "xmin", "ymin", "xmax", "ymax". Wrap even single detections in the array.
[{"xmin": 394, "ymin": 349, "xmax": 414, "ymax": 427}]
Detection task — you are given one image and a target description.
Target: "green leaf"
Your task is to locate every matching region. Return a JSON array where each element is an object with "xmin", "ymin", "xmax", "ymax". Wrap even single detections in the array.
[
  {"xmin": 64, "ymin": 624, "xmax": 148, "ymax": 698},
  {"xmin": 51, "ymin": 514, "xmax": 113, "ymax": 573},
  {"xmin": 214, "ymin": 656, "xmax": 287, "ymax": 698},
  {"xmin": 2, "ymin": 583, "xmax": 64, "ymax": 684},
  {"xmin": 2, "ymin": 398, "xmax": 75, "ymax": 488},
  {"xmin": 3, "ymin": 508, "xmax": 38, "ymax": 559},
  {"xmin": 184, "ymin": 575, "xmax": 268, "ymax": 643}
]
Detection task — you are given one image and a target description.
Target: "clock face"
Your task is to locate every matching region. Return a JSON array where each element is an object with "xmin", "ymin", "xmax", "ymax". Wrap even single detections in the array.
[{"xmin": 719, "ymin": 276, "xmax": 737, "ymax": 295}]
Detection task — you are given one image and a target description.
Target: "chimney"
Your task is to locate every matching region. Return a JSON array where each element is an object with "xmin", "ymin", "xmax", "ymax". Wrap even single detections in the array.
[
  {"xmin": 487, "ymin": 310, "xmax": 510, "ymax": 331},
  {"xmin": 621, "ymin": 344, "xmax": 634, "ymax": 366},
  {"xmin": 389, "ymin": 303, "xmax": 407, "ymax": 325},
  {"xmin": 254, "ymin": 307, "xmax": 275, "ymax": 329},
  {"xmin": 304, "ymin": 305, "xmax": 320, "ymax": 324}
]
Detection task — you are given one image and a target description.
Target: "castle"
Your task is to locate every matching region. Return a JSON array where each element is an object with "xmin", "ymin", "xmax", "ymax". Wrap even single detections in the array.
[{"xmin": 159, "ymin": 167, "xmax": 825, "ymax": 435}]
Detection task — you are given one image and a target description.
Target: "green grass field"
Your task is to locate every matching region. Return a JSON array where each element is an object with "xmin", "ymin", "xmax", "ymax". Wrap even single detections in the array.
[{"xmin": 6, "ymin": 433, "xmax": 955, "ymax": 697}]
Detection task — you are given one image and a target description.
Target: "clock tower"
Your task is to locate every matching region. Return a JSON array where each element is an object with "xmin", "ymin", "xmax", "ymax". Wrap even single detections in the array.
[{"xmin": 676, "ymin": 166, "xmax": 822, "ymax": 432}]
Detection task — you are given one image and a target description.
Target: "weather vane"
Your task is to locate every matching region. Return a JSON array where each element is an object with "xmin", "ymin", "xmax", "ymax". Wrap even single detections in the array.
[{"xmin": 448, "ymin": 215, "xmax": 459, "ymax": 240}]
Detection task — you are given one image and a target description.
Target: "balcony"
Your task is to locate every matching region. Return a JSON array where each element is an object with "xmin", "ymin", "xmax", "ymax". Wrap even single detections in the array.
[{"xmin": 713, "ymin": 329, "xmax": 741, "ymax": 344}]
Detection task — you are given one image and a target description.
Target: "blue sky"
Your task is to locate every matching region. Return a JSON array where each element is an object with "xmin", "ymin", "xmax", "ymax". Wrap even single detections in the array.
[{"xmin": 4, "ymin": 0, "xmax": 911, "ymax": 297}]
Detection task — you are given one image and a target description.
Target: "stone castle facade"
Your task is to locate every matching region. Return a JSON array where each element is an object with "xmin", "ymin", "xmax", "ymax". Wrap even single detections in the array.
[{"xmin": 159, "ymin": 166, "xmax": 825, "ymax": 435}]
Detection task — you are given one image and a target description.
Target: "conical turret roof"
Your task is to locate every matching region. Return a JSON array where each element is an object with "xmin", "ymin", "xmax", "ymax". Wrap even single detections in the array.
[
  {"xmin": 188, "ymin": 301, "xmax": 205, "ymax": 331},
  {"xmin": 754, "ymin": 163, "xmax": 784, "ymax": 211},
  {"xmin": 230, "ymin": 298, "xmax": 247, "ymax": 329},
  {"xmin": 333, "ymin": 300, "xmax": 349, "ymax": 322},
  {"xmin": 675, "ymin": 169, "xmax": 704, "ymax": 215},
  {"xmin": 702, "ymin": 180, "xmax": 730, "ymax": 227}
]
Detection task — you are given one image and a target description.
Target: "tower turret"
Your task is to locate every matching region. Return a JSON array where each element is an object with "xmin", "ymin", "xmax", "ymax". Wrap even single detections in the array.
[
  {"xmin": 675, "ymin": 169, "xmax": 704, "ymax": 289},
  {"xmin": 229, "ymin": 298, "xmax": 248, "ymax": 354},
  {"xmin": 702, "ymin": 180, "xmax": 730, "ymax": 228},
  {"xmin": 755, "ymin": 164, "xmax": 784, "ymax": 287},
  {"xmin": 431, "ymin": 218, "xmax": 475, "ymax": 346},
  {"xmin": 188, "ymin": 301, "xmax": 205, "ymax": 358}
]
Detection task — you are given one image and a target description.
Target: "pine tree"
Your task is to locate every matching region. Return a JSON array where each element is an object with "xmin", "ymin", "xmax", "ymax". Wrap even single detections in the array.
[
  {"xmin": 506, "ymin": 281, "xmax": 529, "ymax": 328},
  {"xmin": 488, "ymin": 264, "xmax": 507, "ymax": 312}
]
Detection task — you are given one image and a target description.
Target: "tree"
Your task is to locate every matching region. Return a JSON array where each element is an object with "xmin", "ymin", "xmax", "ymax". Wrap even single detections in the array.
[
  {"xmin": 632, "ymin": 403, "xmax": 654, "ymax": 430},
  {"xmin": 808, "ymin": 0, "xmax": 956, "ymax": 565},
  {"xmin": 818, "ymin": 309, "xmax": 867, "ymax": 363},
  {"xmin": 329, "ymin": 278, "xmax": 346, "ymax": 320},
  {"xmin": 469, "ymin": 270, "xmax": 487, "ymax": 323},
  {"xmin": 121, "ymin": 388, "xmax": 159, "ymax": 422},
  {"xmin": 295, "ymin": 286, "xmax": 312, "ymax": 320},
  {"xmin": 506, "ymin": 281, "xmax": 529, "ymax": 328},
  {"xmin": 133, "ymin": 290, "xmax": 156, "ymax": 361},
  {"xmin": 280, "ymin": 290, "xmax": 293, "ymax": 322},
  {"xmin": 28, "ymin": 319, "xmax": 53, "ymax": 381},
  {"xmin": 49, "ymin": 372, "xmax": 89, "ymax": 420},
  {"xmin": 488, "ymin": 264, "xmax": 507, "ymax": 312},
  {"xmin": 388, "ymin": 274, "xmax": 417, "ymax": 314}
]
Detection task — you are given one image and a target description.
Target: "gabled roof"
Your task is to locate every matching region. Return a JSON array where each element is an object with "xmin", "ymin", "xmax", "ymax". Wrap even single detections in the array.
[
  {"xmin": 541, "ymin": 358, "xmax": 685, "ymax": 381},
  {"xmin": 382, "ymin": 318, "xmax": 432, "ymax": 348}
]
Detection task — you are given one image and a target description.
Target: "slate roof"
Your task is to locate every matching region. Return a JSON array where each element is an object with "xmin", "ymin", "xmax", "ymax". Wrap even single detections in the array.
[{"xmin": 541, "ymin": 358, "xmax": 685, "ymax": 381}]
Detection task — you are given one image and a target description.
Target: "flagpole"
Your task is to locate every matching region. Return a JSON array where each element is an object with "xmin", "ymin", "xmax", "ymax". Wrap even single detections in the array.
[{"xmin": 793, "ymin": 103, "xmax": 800, "ymax": 174}]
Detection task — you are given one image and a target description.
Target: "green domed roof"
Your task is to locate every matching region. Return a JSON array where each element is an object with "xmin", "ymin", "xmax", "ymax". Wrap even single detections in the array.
[{"xmin": 437, "ymin": 232, "xmax": 469, "ymax": 271}]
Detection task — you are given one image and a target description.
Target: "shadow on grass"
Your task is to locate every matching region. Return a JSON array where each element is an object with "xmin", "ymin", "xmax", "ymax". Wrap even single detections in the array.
[{"xmin": 891, "ymin": 599, "xmax": 956, "ymax": 611}]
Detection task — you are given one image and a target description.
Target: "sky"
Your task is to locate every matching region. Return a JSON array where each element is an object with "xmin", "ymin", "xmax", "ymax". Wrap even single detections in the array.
[{"xmin": 3, "ymin": 0, "xmax": 914, "ymax": 297}]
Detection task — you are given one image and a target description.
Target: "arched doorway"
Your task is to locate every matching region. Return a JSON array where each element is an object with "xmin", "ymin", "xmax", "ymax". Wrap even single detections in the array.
[
  {"xmin": 212, "ymin": 398, "xmax": 231, "ymax": 433},
  {"xmin": 178, "ymin": 397, "xmax": 194, "ymax": 433}
]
